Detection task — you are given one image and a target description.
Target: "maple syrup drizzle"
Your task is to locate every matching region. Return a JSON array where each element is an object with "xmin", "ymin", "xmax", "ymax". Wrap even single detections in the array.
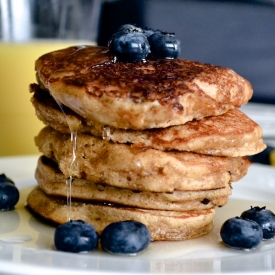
[
  {"xmin": 40, "ymin": 51, "xmax": 112, "ymax": 222},
  {"xmin": 57, "ymin": 102, "xmax": 77, "ymax": 222},
  {"xmin": 65, "ymin": 130, "xmax": 77, "ymax": 221},
  {"xmin": 101, "ymin": 126, "xmax": 111, "ymax": 141},
  {"xmin": 45, "ymin": 84, "xmax": 77, "ymax": 222}
]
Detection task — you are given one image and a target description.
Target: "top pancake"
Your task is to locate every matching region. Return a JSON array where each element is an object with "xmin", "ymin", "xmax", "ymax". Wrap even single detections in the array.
[{"xmin": 35, "ymin": 46, "xmax": 252, "ymax": 130}]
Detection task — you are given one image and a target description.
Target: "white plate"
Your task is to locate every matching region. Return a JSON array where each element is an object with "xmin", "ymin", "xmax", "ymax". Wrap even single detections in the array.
[
  {"xmin": 241, "ymin": 102, "xmax": 275, "ymax": 139},
  {"xmin": 0, "ymin": 155, "xmax": 275, "ymax": 275}
]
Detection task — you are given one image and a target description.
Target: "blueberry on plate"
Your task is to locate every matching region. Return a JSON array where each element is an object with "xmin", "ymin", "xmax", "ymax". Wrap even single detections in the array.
[
  {"xmin": 220, "ymin": 217, "xmax": 263, "ymax": 250},
  {"xmin": 241, "ymin": 206, "xmax": 275, "ymax": 240},
  {"xmin": 0, "ymin": 181, "xmax": 19, "ymax": 211},
  {"xmin": 101, "ymin": 220, "xmax": 150, "ymax": 255},
  {"xmin": 108, "ymin": 31, "xmax": 150, "ymax": 62},
  {"xmin": 0, "ymin": 173, "xmax": 14, "ymax": 185},
  {"xmin": 148, "ymin": 31, "xmax": 181, "ymax": 59},
  {"xmin": 54, "ymin": 220, "xmax": 98, "ymax": 253}
]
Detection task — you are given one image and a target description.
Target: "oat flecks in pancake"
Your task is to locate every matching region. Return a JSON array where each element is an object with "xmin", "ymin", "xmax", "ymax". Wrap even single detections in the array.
[
  {"xmin": 30, "ymin": 85, "xmax": 266, "ymax": 157},
  {"xmin": 36, "ymin": 156, "xmax": 231, "ymax": 211},
  {"xmin": 35, "ymin": 46, "xmax": 253, "ymax": 129},
  {"xmin": 27, "ymin": 187, "xmax": 215, "ymax": 241},
  {"xmin": 35, "ymin": 126, "xmax": 251, "ymax": 193}
]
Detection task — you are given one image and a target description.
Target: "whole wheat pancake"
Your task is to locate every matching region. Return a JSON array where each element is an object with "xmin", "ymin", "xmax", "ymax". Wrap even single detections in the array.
[
  {"xmin": 36, "ymin": 156, "xmax": 231, "ymax": 211},
  {"xmin": 35, "ymin": 126, "xmax": 251, "ymax": 192},
  {"xmin": 31, "ymin": 84, "xmax": 266, "ymax": 157},
  {"xmin": 35, "ymin": 46, "xmax": 252, "ymax": 130},
  {"xmin": 27, "ymin": 187, "xmax": 215, "ymax": 241}
]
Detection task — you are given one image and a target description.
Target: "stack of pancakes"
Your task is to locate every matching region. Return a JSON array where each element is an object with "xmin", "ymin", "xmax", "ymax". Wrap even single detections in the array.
[{"xmin": 27, "ymin": 46, "xmax": 266, "ymax": 241}]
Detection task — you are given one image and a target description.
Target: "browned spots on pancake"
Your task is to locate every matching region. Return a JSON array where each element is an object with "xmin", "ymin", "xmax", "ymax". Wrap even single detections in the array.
[
  {"xmin": 34, "ymin": 46, "xmax": 254, "ymax": 129},
  {"xmin": 36, "ymin": 46, "xmax": 250, "ymax": 108}
]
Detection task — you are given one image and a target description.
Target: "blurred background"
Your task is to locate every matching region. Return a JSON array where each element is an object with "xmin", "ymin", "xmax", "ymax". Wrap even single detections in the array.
[{"xmin": 0, "ymin": 0, "xmax": 275, "ymax": 156}]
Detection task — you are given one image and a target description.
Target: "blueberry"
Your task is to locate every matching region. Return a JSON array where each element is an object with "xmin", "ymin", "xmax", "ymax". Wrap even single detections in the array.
[
  {"xmin": 248, "ymin": 146, "xmax": 274, "ymax": 165},
  {"xmin": 108, "ymin": 31, "xmax": 150, "ymax": 62},
  {"xmin": 148, "ymin": 31, "xmax": 181, "ymax": 59},
  {"xmin": 220, "ymin": 217, "xmax": 263, "ymax": 250},
  {"xmin": 101, "ymin": 220, "xmax": 151, "ymax": 255},
  {"xmin": 241, "ymin": 206, "xmax": 275, "ymax": 240},
  {"xmin": 0, "ymin": 173, "xmax": 14, "ymax": 185},
  {"xmin": 116, "ymin": 24, "xmax": 143, "ymax": 34},
  {"xmin": 54, "ymin": 220, "xmax": 98, "ymax": 253},
  {"xmin": 143, "ymin": 27, "xmax": 156, "ymax": 37},
  {"xmin": 0, "ymin": 182, "xmax": 19, "ymax": 211}
]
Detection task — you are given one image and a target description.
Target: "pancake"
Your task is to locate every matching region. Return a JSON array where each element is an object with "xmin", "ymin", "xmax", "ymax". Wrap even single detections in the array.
[
  {"xmin": 29, "ymin": 42, "xmax": 265, "ymax": 243},
  {"xmin": 35, "ymin": 46, "xmax": 252, "ymax": 130},
  {"xmin": 27, "ymin": 187, "xmax": 215, "ymax": 241},
  {"xmin": 35, "ymin": 126, "xmax": 251, "ymax": 192},
  {"xmin": 36, "ymin": 156, "xmax": 231, "ymax": 211},
  {"xmin": 31, "ymin": 84, "xmax": 266, "ymax": 157}
]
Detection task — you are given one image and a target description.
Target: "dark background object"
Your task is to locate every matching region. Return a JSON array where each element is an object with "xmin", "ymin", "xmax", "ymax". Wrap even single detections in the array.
[
  {"xmin": 97, "ymin": 0, "xmax": 275, "ymax": 104},
  {"xmin": 248, "ymin": 145, "xmax": 274, "ymax": 165},
  {"xmin": 97, "ymin": 0, "xmax": 145, "ymax": 46},
  {"xmin": 0, "ymin": 0, "xmax": 101, "ymax": 42},
  {"xmin": 31, "ymin": 0, "xmax": 101, "ymax": 41}
]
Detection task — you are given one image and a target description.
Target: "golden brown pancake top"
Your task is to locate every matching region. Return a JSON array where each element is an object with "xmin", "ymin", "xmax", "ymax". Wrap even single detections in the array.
[
  {"xmin": 36, "ymin": 46, "xmax": 250, "ymax": 107},
  {"xmin": 35, "ymin": 46, "xmax": 252, "ymax": 129}
]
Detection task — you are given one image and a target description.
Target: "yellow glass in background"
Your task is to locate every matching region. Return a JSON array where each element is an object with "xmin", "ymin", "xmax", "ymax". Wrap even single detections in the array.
[{"xmin": 0, "ymin": 41, "xmax": 93, "ymax": 156}]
